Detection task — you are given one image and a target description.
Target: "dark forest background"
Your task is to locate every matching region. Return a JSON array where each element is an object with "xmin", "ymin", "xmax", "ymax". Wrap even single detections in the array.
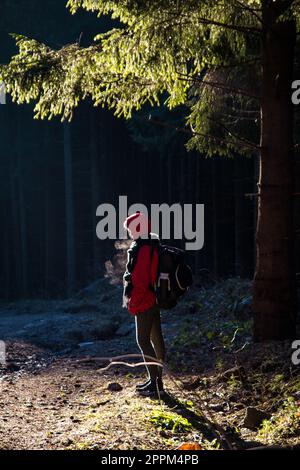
[{"xmin": 0, "ymin": 0, "xmax": 298, "ymax": 301}]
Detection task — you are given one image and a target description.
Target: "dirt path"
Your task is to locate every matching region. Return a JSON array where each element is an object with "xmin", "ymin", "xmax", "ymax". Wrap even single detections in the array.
[
  {"xmin": 0, "ymin": 279, "xmax": 299, "ymax": 450},
  {"xmin": 1, "ymin": 339, "xmax": 298, "ymax": 451},
  {"xmin": 0, "ymin": 350, "xmax": 208, "ymax": 450}
]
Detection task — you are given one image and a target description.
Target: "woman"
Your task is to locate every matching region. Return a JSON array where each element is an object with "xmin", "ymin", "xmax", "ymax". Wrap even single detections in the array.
[{"xmin": 123, "ymin": 211, "xmax": 165, "ymax": 397}]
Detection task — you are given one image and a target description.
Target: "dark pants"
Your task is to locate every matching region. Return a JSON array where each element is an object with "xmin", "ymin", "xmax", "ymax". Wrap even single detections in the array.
[{"xmin": 135, "ymin": 303, "xmax": 166, "ymax": 381}]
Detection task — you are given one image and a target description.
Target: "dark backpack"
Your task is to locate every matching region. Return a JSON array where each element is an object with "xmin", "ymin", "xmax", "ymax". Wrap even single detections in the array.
[
  {"xmin": 124, "ymin": 239, "xmax": 193, "ymax": 310},
  {"xmin": 155, "ymin": 244, "xmax": 193, "ymax": 309}
]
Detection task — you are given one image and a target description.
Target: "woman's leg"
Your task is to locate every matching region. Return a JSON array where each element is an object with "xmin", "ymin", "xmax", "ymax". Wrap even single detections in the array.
[
  {"xmin": 150, "ymin": 304, "xmax": 165, "ymax": 380},
  {"xmin": 135, "ymin": 305, "xmax": 159, "ymax": 380}
]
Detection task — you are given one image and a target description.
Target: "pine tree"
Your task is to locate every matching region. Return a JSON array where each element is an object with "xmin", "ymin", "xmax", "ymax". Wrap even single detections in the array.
[{"xmin": 1, "ymin": 0, "xmax": 299, "ymax": 340}]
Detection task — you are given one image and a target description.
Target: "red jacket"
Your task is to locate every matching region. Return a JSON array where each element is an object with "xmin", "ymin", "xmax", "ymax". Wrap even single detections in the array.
[{"xmin": 128, "ymin": 244, "xmax": 158, "ymax": 315}]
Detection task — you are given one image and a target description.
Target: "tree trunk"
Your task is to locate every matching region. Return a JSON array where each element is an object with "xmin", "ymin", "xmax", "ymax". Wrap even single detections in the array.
[
  {"xmin": 211, "ymin": 157, "xmax": 218, "ymax": 278},
  {"xmin": 3, "ymin": 200, "xmax": 11, "ymax": 299},
  {"xmin": 18, "ymin": 171, "xmax": 28, "ymax": 297},
  {"xmin": 63, "ymin": 122, "xmax": 76, "ymax": 296},
  {"xmin": 167, "ymin": 151, "xmax": 172, "ymax": 204},
  {"xmin": 253, "ymin": 152, "xmax": 259, "ymax": 274},
  {"xmin": 234, "ymin": 157, "xmax": 251, "ymax": 278},
  {"xmin": 253, "ymin": 17, "xmax": 297, "ymax": 341},
  {"xmin": 90, "ymin": 110, "xmax": 100, "ymax": 278},
  {"xmin": 10, "ymin": 175, "xmax": 20, "ymax": 296},
  {"xmin": 195, "ymin": 153, "xmax": 201, "ymax": 275},
  {"xmin": 234, "ymin": 158, "xmax": 243, "ymax": 277},
  {"xmin": 44, "ymin": 125, "xmax": 55, "ymax": 297}
]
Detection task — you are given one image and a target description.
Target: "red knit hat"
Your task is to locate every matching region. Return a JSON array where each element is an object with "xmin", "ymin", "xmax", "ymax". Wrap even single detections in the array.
[{"xmin": 123, "ymin": 211, "xmax": 151, "ymax": 239}]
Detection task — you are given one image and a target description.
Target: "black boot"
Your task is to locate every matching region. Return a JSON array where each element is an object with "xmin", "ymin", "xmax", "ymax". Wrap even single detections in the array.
[
  {"xmin": 136, "ymin": 379, "xmax": 151, "ymax": 391},
  {"xmin": 137, "ymin": 378, "xmax": 164, "ymax": 397}
]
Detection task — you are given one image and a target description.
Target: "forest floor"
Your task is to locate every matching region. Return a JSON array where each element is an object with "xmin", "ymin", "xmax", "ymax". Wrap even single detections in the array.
[{"xmin": 0, "ymin": 278, "xmax": 299, "ymax": 450}]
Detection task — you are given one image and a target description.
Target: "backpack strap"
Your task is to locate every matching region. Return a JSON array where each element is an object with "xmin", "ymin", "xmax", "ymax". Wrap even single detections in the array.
[{"xmin": 149, "ymin": 239, "xmax": 160, "ymax": 292}]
